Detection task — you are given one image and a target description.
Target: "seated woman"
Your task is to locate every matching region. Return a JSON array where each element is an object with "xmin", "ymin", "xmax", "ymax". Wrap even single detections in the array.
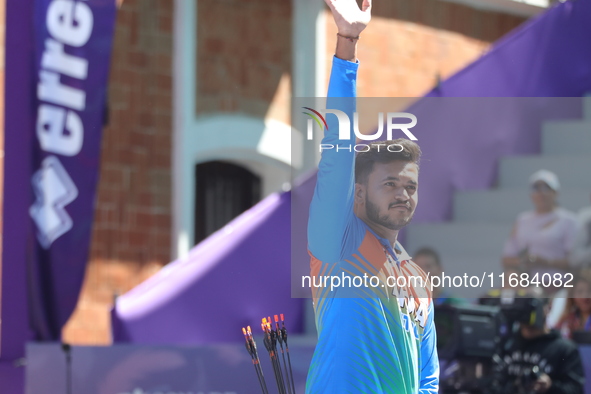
[{"xmin": 502, "ymin": 169, "xmax": 578, "ymax": 282}]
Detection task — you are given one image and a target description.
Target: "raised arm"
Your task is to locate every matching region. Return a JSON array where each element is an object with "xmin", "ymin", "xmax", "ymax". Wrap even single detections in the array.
[
  {"xmin": 326, "ymin": 0, "xmax": 371, "ymax": 62},
  {"xmin": 308, "ymin": 0, "xmax": 371, "ymax": 263}
]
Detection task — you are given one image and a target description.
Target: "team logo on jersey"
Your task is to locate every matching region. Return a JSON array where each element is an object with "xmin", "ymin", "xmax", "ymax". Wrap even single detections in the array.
[
  {"xmin": 384, "ymin": 257, "xmax": 430, "ymax": 338},
  {"xmin": 393, "ymin": 285, "xmax": 428, "ymax": 339}
]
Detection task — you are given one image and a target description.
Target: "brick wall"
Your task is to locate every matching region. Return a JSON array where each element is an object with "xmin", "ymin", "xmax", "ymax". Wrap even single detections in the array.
[
  {"xmin": 196, "ymin": 0, "xmax": 292, "ymax": 125},
  {"xmin": 326, "ymin": 0, "xmax": 526, "ymax": 97},
  {"xmin": 62, "ymin": 0, "xmax": 173, "ymax": 344}
]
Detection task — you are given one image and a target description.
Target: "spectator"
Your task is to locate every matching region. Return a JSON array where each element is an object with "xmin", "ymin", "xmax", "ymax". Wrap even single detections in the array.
[
  {"xmin": 413, "ymin": 247, "xmax": 465, "ymax": 306},
  {"xmin": 502, "ymin": 170, "xmax": 577, "ymax": 280},
  {"xmin": 555, "ymin": 269, "xmax": 591, "ymax": 339},
  {"xmin": 492, "ymin": 295, "xmax": 585, "ymax": 394}
]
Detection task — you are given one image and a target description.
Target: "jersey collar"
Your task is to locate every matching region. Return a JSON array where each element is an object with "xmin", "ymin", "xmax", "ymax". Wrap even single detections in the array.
[{"xmin": 360, "ymin": 220, "xmax": 412, "ymax": 263}]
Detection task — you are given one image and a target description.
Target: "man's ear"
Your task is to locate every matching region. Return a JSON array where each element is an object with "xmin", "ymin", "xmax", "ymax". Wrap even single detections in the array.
[{"xmin": 355, "ymin": 182, "xmax": 365, "ymax": 205}]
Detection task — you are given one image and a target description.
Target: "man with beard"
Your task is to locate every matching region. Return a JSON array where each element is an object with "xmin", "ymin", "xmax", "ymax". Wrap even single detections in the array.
[{"xmin": 305, "ymin": 1, "xmax": 438, "ymax": 393}]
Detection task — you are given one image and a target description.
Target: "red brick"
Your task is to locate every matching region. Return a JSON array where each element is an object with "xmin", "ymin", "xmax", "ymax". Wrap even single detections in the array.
[
  {"xmin": 129, "ymin": 230, "xmax": 147, "ymax": 248},
  {"xmin": 154, "ymin": 54, "xmax": 171, "ymax": 72},
  {"xmin": 155, "ymin": 74, "xmax": 172, "ymax": 91},
  {"xmin": 156, "ymin": 0, "xmax": 172, "ymax": 16},
  {"xmin": 128, "ymin": 51, "xmax": 149, "ymax": 68},
  {"xmin": 128, "ymin": 11, "xmax": 139, "ymax": 47}
]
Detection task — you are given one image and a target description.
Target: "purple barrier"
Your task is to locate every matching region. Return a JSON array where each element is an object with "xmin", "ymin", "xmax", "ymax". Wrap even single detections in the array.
[
  {"xmin": 112, "ymin": 192, "xmax": 304, "ymax": 343},
  {"xmin": 26, "ymin": 343, "xmax": 315, "ymax": 394},
  {"xmin": 25, "ymin": 343, "xmax": 591, "ymax": 393}
]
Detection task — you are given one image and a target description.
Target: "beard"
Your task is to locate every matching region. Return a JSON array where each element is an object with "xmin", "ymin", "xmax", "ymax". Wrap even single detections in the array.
[{"xmin": 365, "ymin": 193, "xmax": 414, "ymax": 231}]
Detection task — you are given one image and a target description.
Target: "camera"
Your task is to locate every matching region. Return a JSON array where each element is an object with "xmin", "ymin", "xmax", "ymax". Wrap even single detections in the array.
[{"xmin": 436, "ymin": 291, "xmax": 549, "ymax": 393}]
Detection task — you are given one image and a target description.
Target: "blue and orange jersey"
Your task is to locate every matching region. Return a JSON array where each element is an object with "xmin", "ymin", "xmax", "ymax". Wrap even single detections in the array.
[{"xmin": 305, "ymin": 57, "xmax": 439, "ymax": 394}]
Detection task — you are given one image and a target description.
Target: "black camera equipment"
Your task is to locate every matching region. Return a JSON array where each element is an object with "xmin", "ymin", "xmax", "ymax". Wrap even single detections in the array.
[
  {"xmin": 436, "ymin": 291, "xmax": 550, "ymax": 393},
  {"xmin": 435, "ymin": 303, "xmax": 500, "ymax": 394}
]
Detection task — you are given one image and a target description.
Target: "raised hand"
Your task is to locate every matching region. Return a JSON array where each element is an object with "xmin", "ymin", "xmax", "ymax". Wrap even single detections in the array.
[{"xmin": 324, "ymin": 0, "xmax": 372, "ymax": 37}]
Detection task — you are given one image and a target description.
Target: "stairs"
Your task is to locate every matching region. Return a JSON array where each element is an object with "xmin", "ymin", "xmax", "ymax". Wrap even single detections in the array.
[{"xmin": 406, "ymin": 98, "xmax": 591, "ymax": 299}]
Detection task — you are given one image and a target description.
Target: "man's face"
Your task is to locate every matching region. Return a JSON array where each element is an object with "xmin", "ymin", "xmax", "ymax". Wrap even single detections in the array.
[{"xmin": 357, "ymin": 161, "xmax": 419, "ymax": 231}]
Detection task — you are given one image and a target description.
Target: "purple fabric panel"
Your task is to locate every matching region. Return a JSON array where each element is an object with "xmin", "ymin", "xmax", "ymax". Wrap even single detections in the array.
[
  {"xmin": 29, "ymin": 0, "xmax": 117, "ymax": 339},
  {"xmin": 1, "ymin": 0, "xmax": 35, "ymax": 366},
  {"xmin": 1, "ymin": 1, "xmax": 35, "ymax": 391},
  {"xmin": 113, "ymin": 192, "xmax": 304, "ymax": 343},
  {"xmin": 426, "ymin": 1, "xmax": 591, "ymax": 98}
]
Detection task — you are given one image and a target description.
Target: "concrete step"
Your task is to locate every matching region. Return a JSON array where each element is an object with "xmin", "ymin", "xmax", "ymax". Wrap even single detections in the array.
[
  {"xmin": 541, "ymin": 120, "xmax": 591, "ymax": 155},
  {"xmin": 453, "ymin": 189, "xmax": 589, "ymax": 224},
  {"xmin": 498, "ymin": 155, "xmax": 591, "ymax": 189},
  {"xmin": 584, "ymin": 94, "xmax": 591, "ymax": 121}
]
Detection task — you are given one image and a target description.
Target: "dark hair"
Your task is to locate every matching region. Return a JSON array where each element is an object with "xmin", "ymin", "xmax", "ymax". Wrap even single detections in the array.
[
  {"xmin": 413, "ymin": 247, "xmax": 440, "ymax": 268},
  {"xmin": 354, "ymin": 138, "xmax": 421, "ymax": 184}
]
